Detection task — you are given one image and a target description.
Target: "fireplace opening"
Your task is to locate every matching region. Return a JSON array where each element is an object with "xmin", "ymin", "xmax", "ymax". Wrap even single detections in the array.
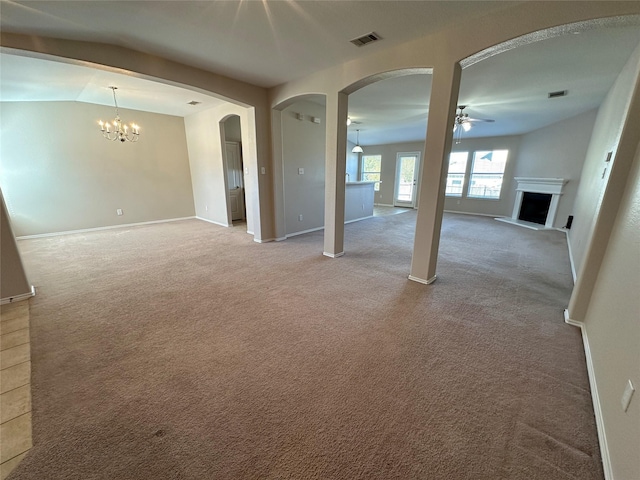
[{"xmin": 519, "ymin": 192, "xmax": 552, "ymax": 225}]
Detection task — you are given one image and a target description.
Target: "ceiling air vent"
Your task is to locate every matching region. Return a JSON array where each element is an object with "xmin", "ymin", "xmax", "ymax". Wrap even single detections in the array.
[
  {"xmin": 350, "ymin": 32, "xmax": 381, "ymax": 47},
  {"xmin": 187, "ymin": 101, "xmax": 201, "ymax": 106},
  {"xmin": 548, "ymin": 90, "xmax": 568, "ymax": 99}
]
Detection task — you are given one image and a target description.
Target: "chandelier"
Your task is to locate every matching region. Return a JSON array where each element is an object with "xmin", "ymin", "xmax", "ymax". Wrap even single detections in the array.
[{"xmin": 98, "ymin": 87, "xmax": 140, "ymax": 143}]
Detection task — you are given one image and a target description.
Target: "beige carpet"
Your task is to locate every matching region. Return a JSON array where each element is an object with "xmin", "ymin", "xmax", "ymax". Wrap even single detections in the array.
[{"xmin": 10, "ymin": 212, "xmax": 601, "ymax": 479}]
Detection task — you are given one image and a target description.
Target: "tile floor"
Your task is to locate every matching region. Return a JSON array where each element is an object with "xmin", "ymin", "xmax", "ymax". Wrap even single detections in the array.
[{"xmin": 0, "ymin": 300, "xmax": 32, "ymax": 480}]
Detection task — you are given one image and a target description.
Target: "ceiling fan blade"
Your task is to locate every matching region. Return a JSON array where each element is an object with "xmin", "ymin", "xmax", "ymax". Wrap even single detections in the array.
[{"xmin": 466, "ymin": 117, "xmax": 495, "ymax": 123}]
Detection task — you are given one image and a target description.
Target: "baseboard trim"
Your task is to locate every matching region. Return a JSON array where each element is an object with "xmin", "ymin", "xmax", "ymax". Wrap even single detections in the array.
[
  {"xmin": 445, "ymin": 210, "xmax": 504, "ymax": 218},
  {"xmin": 375, "ymin": 203, "xmax": 394, "ymax": 207},
  {"xmin": 254, "ymin": 237, "xmax": 280, "ymax": 243},
  {"xmin": 286, "ymin": 226, "xmax": 324, "ymax": 238},
  {"xmin": 17, "ymin": 217, "xmax": 196, "ymax": 239},
  {"xmin": 196, "ymin": 217, "xmax": 230, "ymax": 228},
  {"xmin": 1, "ymin": 286, "xmax": 36, "ymax": 305},
  {"xmin": 563, "ymin": 309, "xmax": 613, "ymax": 480},
  {"xmin": 323, "ymin": 251, "xmax": 344, "ymax": 258},
  {"xmin": 408, "ymin": 274, "xmax": 437, "ymax": 285},
  {"xmin": 563, "ymin": 309, "xmax": 583, "ymax": 328},
  {"xmin": 345, "ymin": 215, "xmax": 374, "ymax": 225}
]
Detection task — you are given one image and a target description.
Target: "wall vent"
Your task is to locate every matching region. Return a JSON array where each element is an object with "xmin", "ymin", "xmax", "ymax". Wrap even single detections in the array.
[
  {"xmin": 350, "ymin": 32, "xmax": 381, "ymax": 47},
  {"xmin": 548, "ymin": 90, "xmax": 568, "ymax": 98}
]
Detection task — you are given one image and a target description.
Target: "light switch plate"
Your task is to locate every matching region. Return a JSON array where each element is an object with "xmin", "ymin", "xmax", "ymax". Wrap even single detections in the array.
[
  {"xmin": 260, "ymin": 166, "xmax": 266, "ymax": 175},
  {"xmin": 298, "ymin": 168, "xmax": 304, "ymax": 175},
  {"xmin": 622, "ymin": 380, "xmax": 635, "ymax": 412}
]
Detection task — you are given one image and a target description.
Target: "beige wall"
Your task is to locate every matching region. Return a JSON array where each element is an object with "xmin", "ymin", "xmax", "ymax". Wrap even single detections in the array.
[
  {"xmin": 0, "ymin": 101, "xmax": 195, "ymax": 237},
  {"xmin": 582, "ymin": 143, "xmax": 640, "ymax": 480},
  {"xmin": 0, "ymin": 190, "xmax": 31, "ymax": 301},
  {"xmin": 569, "ymin": 43, "xmax": 640, "ymax": 274},
  {"xmin": 185, "ymin": 103, "xmax": 260, "ymax": 234},
  {"xmin": 514, "ymin": 110, "xmax": 597, "ymax": 228},
  {"xmin": 282, "ymin": 100, "xmax": 326, "ymax": 236}
]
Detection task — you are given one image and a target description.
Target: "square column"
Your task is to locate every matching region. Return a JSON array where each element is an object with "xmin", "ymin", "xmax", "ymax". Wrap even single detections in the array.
[
  {"xmin": 323, "ymin": 92, "xmax": 348, "ymax": 258},
  {"xmin": 409, "ymin": 63, "xmax": 461, "ymax": 284}
]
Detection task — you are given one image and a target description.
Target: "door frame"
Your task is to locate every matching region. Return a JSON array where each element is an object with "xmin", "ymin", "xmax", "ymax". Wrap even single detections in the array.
[{"xmin": 393, "ymin": 151, "xmax": 421, "ymax": 208}]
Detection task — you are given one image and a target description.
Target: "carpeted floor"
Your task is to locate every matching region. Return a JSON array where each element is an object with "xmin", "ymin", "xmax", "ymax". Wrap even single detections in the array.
[{"xmin": 10, "ymin": 212, "xmax": 601, "ymax": 479}]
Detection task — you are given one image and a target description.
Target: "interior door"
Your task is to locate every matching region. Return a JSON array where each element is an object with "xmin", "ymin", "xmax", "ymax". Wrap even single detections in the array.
[
  {"xmin": 394, "ymin": 152, "xmax": 420, "ymax": 208},
  {"xmin": 225, "ymin": 142, "xmax": 245, "ymax": 221}
]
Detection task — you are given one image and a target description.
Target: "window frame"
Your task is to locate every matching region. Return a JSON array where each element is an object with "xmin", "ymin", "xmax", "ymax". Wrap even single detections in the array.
[
  {"xmin": 445, "ymin": 149, "xmax": 509, "ymax": 201},
  {"xmin": 466, "ymin": 150, "xmax": 509, "ymax": 200},
  {"xmin": 445, "ymin": 151, "xmax": 469, "ymax": 197},
  {"xmin": 360, "ymin": 154, "xmax": 382, "ymax": 191}
]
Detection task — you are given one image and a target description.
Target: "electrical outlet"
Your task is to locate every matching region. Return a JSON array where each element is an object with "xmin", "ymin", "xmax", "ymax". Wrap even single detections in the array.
[
  {"xmin": 205, "ymin": 205, "xmax": 208, "ymax": 212},
  {"xmin": 116, "ymin": 209, "xmax": 123, "ymax": 216},
  {"xmin": 622, "ymin": 380, "xmax": 635, "ymax": 412},
  {"xmin": 298, "ymin": 168, "xmax": 304, "ymax": 175},
  {"xmin": 298, "ymin": 214, "xmax": 303, "ymax": 221},
  {"xmin": 362, "ymin": 203, "xmax": 365, "ymax": 210},
  {"xmin": 261, "ymin": 166, "xmax": 266, "ymax": 175}
]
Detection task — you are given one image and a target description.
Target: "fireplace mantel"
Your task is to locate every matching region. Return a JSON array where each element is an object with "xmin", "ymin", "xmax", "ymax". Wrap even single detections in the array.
[{"xmin": 514, "ymin": 177, "xmax": 568, "ymax": 195}]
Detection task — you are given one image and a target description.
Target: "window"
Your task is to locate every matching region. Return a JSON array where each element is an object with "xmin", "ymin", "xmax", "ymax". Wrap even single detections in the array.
[
  {"xmin": 467, "ymin": 150, "xmax": 508, "ymax": 199},
  {"xmin": 445, "ymin": 152, "xmax": 468, "ymax": 197},
  {"xmin": 361, "ymin": 155, "xmax": 382, "ymax": 191}
]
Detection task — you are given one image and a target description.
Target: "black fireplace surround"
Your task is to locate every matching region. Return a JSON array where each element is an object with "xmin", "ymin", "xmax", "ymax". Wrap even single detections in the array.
[{"xmin": 518, "ymin": 192, "xmax": 552, "ymax": 225}]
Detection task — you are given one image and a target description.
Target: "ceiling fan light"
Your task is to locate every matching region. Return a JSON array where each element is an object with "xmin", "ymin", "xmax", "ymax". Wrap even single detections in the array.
[{"xmin": 462, "ymin": 121, "xmax": 472, "ymax": 132}]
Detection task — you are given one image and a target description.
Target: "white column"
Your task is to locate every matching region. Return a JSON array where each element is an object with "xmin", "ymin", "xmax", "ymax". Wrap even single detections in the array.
[
  {"xmin": 409, "ymin": 63, "xmax": 461, "ymax": 284},
  {"xmin": 323, "ymin": 91, "xmax": 348, "ymax": 258}
]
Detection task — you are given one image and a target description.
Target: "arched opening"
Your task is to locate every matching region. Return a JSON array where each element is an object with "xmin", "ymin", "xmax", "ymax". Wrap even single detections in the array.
[{"xmin": 220, "ymin": 115, "xmax": 247, "ymax": 226}]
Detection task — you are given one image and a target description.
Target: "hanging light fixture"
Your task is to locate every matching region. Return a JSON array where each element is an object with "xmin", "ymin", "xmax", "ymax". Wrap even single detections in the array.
[
  {"xmin": 98, "ymin": 86, "xmax": 140, "ymax": 143},
  {"xmin": 352, "ymin": 129, "xmax": 363, "ymax": 153}
]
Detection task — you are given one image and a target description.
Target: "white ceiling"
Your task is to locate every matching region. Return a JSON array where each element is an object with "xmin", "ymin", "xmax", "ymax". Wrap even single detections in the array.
[
  {"xmin": 0, "ymin": 1, "xmax": 518, "ymax": 88},
  {"xmin": 348, "ymin": 26, "xmax": 640, "ymax": 145},
  {"xmin": 0, "ymin": 1, "xmax": 639, "ymax": 145},
  {"xmin": 0, "ymin": 53, "xmax": 227, "ymax": 116}
]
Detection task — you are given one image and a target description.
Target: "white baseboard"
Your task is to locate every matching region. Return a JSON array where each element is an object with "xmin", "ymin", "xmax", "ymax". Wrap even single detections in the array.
[
  {"xmin": 286, "ymin": 226, "xmax": 324, "ymax": 238},
  {"xmin": 1, "ymin": 285, "xmax": 36, "ymax": 305},
  {"xmin": 196, "ymin": 216, "xmax": 230, "ymax": 228},
  {"xmin": 345, "ymin": 215, "xmax": 373, "ymax": 225},
  {"xmin": 375, "ymin": 203, "xmax": 394, "ymax": 207},
  {"xmin": 17, "ymin": 217, "xmax": 196, "ymax": 239},
  {"xmin": 323, "ymin": 251, "xmax": 344, "ymax": 258},
  {"xmin": 408, "ymin": 274, "xmax": 437, "ymax": 285},
  {"xmin": 563, "ymin": 310, "xmax": 613, "ymax": 479},
  {"xmin": 445, "ymin": 210, "xmax": 504, "ymax": 218},
  {"xmin": 253, "ymin": 237, "xmax": 285, "ymax": 243}
]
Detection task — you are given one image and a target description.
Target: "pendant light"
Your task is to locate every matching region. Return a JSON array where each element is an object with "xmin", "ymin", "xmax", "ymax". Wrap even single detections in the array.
[{"xmin": 352, "ymin": 129, "xmax": 363, "ymax": 153}]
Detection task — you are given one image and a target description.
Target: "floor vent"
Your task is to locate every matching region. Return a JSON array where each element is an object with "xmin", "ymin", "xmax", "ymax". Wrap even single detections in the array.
[{"xmin": 350, "ymin": 32, "xmax": 381, "ymax": 47}]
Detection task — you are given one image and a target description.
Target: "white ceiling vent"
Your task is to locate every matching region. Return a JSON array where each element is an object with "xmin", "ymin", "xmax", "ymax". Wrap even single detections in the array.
[
  {"xmin": 548, "ymin": 90, "xmax": 568, "ymax": 98},
  {"xmin": 350, "ymin": 32, "xmax": 381, "ymax": 47}
]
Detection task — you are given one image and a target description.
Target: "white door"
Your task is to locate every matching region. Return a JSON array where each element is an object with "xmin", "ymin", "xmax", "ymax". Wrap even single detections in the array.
[
  {"xmin": 394, "ymin": 152, "xmax": 420, "ymax": 208},
  {"xmin": 225, "ymin": 142, "xmax": 245, "ymax": 221}
]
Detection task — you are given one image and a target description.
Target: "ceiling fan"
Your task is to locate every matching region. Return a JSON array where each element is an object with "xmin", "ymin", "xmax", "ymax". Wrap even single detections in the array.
[{"xmin": 453, "ymin": 105, "xmax": 494, "ymax": 144}]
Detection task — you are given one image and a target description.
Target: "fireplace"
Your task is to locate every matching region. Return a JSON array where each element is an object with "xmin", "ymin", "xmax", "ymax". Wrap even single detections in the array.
[
  {"xmin": 519, "ymin": 192, "xmax": 552, "ymax": 225},
  {"xmin": 497, "ymin": 177, "xmax": 568, "ymax": 230}
]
